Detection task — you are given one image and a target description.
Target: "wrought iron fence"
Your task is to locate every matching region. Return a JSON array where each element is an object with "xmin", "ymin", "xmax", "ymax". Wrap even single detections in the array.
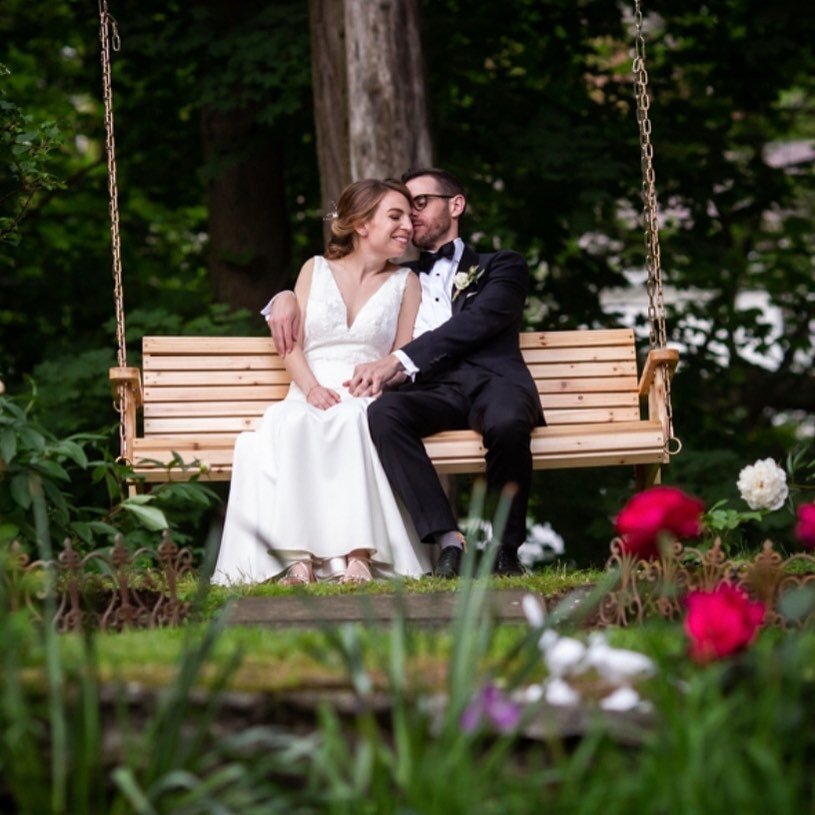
[
  {"xmin": 600, "ymin": 537, "xmax": 815, "ymax": 628},
  {"xmin": 3, "ymin": 532, "xmax": 194, "ymax": 632}
]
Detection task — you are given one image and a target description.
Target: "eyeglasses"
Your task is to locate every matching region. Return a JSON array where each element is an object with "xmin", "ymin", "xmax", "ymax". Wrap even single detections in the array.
[{"xmin": 411, "ymin": 194, "xmax": 455, "ymax": 211}]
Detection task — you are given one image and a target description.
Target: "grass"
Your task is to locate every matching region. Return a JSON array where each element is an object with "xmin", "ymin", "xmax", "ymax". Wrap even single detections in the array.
[
  {"xmin": 194, "ymin": 563, "xmax": 604, "ymax": 615},
  {"xmin": 45, "ymin": 565, "xmax": 617, "ymax": 694}
]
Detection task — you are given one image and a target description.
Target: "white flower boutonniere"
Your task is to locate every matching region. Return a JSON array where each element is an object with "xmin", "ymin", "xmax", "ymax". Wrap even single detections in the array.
[{"xmin": 452, "ymin": 265, "xmax": 484, "ymax": 301}]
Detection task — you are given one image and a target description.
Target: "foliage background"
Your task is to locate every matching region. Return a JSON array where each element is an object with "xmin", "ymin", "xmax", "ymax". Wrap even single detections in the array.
[{"xmin": 1, "ymin": 0, "xmax": 813, "ymax": 561}]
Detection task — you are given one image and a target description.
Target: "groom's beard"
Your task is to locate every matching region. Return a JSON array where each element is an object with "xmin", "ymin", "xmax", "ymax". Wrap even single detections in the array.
[{"xmin": 411, "ymin": 212, "xmax": 454, "ymax": 251}]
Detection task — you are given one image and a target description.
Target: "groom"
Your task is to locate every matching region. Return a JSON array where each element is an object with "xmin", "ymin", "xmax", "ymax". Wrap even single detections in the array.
[{"xmin": 267, "ymin": 168, "xmax": 544, "ymax": 577}]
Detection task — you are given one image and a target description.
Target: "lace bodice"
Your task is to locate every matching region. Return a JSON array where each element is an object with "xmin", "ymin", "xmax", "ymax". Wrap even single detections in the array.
[{"xmin": 301, "ymin": 255, "xmax": 410, "ymax": 391}]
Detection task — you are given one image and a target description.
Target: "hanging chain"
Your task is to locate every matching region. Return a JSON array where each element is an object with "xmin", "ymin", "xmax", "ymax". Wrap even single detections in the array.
[
  {"xmin": 632, "ymin": 0, "xmax": 677, "ymax": 452},
  {"xmin": 98, "ymin": 0, "xmax": 129, "ymax": 461}
]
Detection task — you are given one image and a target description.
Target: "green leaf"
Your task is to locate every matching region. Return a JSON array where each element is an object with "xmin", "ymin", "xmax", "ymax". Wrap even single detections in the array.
[
  {"xmin": 53, "ymin": 439, "xmax": 88, "ymax": 468},
  {"xmin": 0, "ymin": 523, "xmax": 20, "ymax": 544},
  {"xmin": 17, "ymin": 426, "xmax": 47, "ymax": 452},
  {"xmin": 32, "ymin": 459, "xmax": 70, "ymax": 482},
  {"xmin": 123, "ymin": 494, "xmax": 155, "ymax": 506},
  {"xmin": 10, "ymin": 474, "xmax": 32, "ymax": 509},
  {"xmin": 0, "ymin": 428, "xmax": 17, "ymax": 463},
  {"xmin": 122, "ymin": 503, "xmax": 169, "ymax": 531}
]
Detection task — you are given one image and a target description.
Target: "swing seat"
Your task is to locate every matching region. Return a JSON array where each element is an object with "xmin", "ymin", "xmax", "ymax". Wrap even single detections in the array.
[{"xmin": 109, "ymin": 329, "xmax": 678, "ymax": 487}]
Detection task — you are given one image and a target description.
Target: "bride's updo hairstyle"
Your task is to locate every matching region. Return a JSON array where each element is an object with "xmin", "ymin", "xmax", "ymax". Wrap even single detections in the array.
[{"xmin": 325, "ymin": 178, "xmax": 412, "ymax": 260}]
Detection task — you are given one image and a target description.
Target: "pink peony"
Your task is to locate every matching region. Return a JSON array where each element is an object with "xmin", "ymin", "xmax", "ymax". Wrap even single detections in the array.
[
  {"xmin": 684, "ymin": 583, "xmax": 765, "ymax": 663},
  {"xmin": 615, "ymin": 486, "xmax": 705, "ymax": 559},
  {"xmin": 795, "ymin": 503, "xmax": 815, "ymax": 550}
]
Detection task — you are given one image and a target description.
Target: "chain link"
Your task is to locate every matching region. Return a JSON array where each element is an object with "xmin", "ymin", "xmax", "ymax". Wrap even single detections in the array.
[
  {"xmin": 99, "ymin": 0, "xmax": 129, "ymax": 461},
  {"xmin": 632, "ymin": 0, "xmax": 676, "ymax": 451}
]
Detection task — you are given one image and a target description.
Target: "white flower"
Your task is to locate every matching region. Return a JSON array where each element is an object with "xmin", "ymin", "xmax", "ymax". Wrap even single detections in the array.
[
  {"xmin": 737, "ymin": 458, "xmax": 789, "ymax": 510},
  {"xmin": 453, "ymin": 271, "xmax": 471, "ymax": 290},
  {"xmin": 451, "ymin": 265, "xmax": 484, "ymax": 300},
  {"xmin": 543, "ymin": 636, "xmax": 587, "ymax": 678},
  {"xmin": 515, "ymin": 683, "xmax": 544, "ymax": 704},
  {"xmin": 543, "ymin": 677, "xmax": 581, "ymax": 707},
  {"xmin": 584, "ymin": 633, "xmax": 656, "ymax": 683},
  {"xmin": 521, "ymin": 594, "xmax": 546, "ymax": 628},
  {"xmin": 529, "ymin": 522, "xmax": 565, "ymax": 555},
  {"xmin": 599, "ymin": 686, "xmax": 643, "ymax": 712}
]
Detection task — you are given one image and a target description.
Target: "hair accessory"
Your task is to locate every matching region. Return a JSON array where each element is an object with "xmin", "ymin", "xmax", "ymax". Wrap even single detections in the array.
[{"xmin": 322, "ymin": 201, "xmax": 339, "ymax": 222}]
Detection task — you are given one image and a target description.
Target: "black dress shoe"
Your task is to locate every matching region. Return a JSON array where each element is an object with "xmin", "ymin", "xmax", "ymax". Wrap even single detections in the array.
[
  {"xmin": 435, "ymin": 546, "xmax": 463, "ymax": 579},
  {"xmin": 494, "ymin": 546, "xmax": 524, "ymax": 577}
]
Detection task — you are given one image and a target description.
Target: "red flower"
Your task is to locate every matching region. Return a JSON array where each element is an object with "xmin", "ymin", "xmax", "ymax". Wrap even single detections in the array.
[
  {"xmin": 684, "ymin": 583, "xmax": 765, "ymax": 663},
  {"xmin": 614, "ymin": 486, "xmax": 705, "ymax": 559},
  {"xmin": 795, "ymin": 503, "xmax": 815, "ymax": 550}
]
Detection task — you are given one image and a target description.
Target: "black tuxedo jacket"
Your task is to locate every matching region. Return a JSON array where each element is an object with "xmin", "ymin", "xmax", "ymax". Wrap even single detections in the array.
[{"xmin": 402, "ymin": 245, "xmax": 545, "ymax": 426}]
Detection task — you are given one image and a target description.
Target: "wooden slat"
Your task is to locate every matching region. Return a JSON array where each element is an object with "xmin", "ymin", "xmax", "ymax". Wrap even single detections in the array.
[
  {"xmin": 143, "ymin": 369, "xmax": 292, "ymax": 387},
  {"xmin": 142, "ymin": 391, "xmax": 640, "ymax": 418},
  {"xmin": 527, "ymin": 361, "xmax": 637, "ymax": 379},
  {"xmin": 144, "ymin": 336, "xmax": 279, "ymax": 354},
  {"xmin": 146, "ymin": 331, "xmax": 635, "ymax": 354},
  {"xmin": 143, "ymin": 406, "xmax": 640, "ymax": 435},
  {"xmin": 537, "ymin": 377, "xmax": 638, "ymax": 394},
  {"xmin": 542, "ymin": 407, "xmax": 640, "ymax": 424},
  {"xmin": 143, "ymin": 385, "xmax": 291, "ymax": 402},
  {"xmin": 519, "ymin": 329, "xmax": 634, "ymax": 349},
  {"xmin": 144, "ymin": 416, "xmax": 262, "ymax": 434},
  {"xmin": 521, "ymin": 345, "xmax": 635, "ymax": 363},
  {"xmin": 144, "ymin": 401, "xmax": 273, "ymax": 418},
  {"xmin": 539, "ymin": 392, "xmax": 638, "ymax": 409},
  {"xmin": 145, "ymin": 355, "xmax": 287, "ymax": 372}
]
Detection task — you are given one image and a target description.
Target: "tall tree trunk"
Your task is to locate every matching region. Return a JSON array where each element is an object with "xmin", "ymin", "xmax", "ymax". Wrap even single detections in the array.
[
  {"xmin": 199, "ymin": 0, "xmax": 291, "ymax": 311},
  {"xmin": 201, "ymin": 107, "xmax": 290, "ymax": 311},
  {"xmin": 309, "ymin": 0, "xmax": 350, "ymax": 215},
  {"xmin": 310, "ymin": 0, "xmax": 432, "ymax": 213}
]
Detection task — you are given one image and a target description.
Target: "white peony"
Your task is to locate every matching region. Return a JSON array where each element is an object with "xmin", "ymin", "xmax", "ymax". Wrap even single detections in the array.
[
  {"xmin": 599, "ymin": 686, "xmax": 644, "ymax": 712},
  {"xmin": 543, "ymin": 677, "xmax": 581, "ymax": 707},
  {"xmin": 737, "ymin": 458, "xmax": 789, "ymax": 511},
  {"xmin": 543, "ymin": 636, "xmax": 587, "ymax": 678},
  {"xmin": 583, "ymin": 633, "xmax": 656, "ymax": 683}
]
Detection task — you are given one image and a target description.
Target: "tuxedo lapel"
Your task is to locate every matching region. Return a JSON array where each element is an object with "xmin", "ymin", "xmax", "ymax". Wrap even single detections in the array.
[{"xmin": 452, "ymin": 246, "xmax": 482, "ymax": 314}]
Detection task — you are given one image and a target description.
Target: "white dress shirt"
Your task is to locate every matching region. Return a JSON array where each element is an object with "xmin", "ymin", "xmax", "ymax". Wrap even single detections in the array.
[{"xmin": 393, "ymin": 237, "xmax": 464, "ymax": 375}]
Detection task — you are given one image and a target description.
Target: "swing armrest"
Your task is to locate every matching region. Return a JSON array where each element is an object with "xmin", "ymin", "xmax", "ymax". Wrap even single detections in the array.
[
  {"xmin": 638, "ymin": 348, "xmax": 679, "ymax": 398},
  {"xmin": 109, "ymin": 367, "xmax": 144, "ymax": 409}
]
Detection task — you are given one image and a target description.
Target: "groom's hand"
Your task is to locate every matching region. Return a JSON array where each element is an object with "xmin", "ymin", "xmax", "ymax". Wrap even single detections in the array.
[
  {"xmin": 345, "ymin": 355, "xmax": 405, "ymax": 397},
  {"xmin": 267, "ymin": 293, "xmax": 300, "ymax": 357}
]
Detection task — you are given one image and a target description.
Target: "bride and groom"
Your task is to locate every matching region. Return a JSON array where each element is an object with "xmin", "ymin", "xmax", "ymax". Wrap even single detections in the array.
[{"xmin": 212, "ymin": 168, "xmax": 544, "ymax": 586}]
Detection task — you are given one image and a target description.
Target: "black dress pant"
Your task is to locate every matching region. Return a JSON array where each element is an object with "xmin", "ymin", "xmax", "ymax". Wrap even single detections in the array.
[{"xmin": 368, "ymin": 365, "xmax": 539, "ymax": 550}]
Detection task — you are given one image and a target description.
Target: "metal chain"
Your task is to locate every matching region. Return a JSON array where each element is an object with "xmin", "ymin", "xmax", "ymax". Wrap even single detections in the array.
[
  {"xmin": 632, "ymin": 0, "xmax": 676, "ymax": 451},
  {"xmin": 98, "ymin": 0, "xmax": 129, "ymax": 461}
]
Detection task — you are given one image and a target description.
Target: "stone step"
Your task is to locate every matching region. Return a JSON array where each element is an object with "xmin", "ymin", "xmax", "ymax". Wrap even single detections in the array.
[{"xmin": 227, "ymin": 588, "xmax": 594, "ymax": 627}]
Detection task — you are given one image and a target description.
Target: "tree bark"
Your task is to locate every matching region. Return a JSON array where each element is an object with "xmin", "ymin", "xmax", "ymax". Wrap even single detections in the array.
[
  {"xmin": 309, "ymin": 0, "xmax": 351, "ymax": 213},
  {"xmin": 310, "ymin": 0, "xmax": 432, "ymax": 213},
  {"xmin": 199, "ymin": 0, "xmax": 291, "ymax": 311},
  {"xmin": 201, "ymin": 106, "xmax": 291, "ymax": 311}
]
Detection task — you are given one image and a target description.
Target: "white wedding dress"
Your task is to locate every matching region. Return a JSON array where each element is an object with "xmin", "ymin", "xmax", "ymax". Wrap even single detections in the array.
[{"xmin": 212, "ymin": 256, "xmax": 431, "ymax": 585}]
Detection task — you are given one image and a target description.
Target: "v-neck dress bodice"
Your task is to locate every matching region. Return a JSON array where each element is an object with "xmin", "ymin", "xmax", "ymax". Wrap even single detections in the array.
[
  {"xmin": 298, "ymin": 256, "xmax": 408, "ymax": 394},
  {"xmin": 213, "ymin": 256, "xmax": 430, "ymax": 585}
]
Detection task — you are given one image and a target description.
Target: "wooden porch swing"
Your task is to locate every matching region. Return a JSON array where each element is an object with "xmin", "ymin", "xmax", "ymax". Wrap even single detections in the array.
[{"xmin": 104, "ymin": 0, "xmax": 680, "ymax": 489}]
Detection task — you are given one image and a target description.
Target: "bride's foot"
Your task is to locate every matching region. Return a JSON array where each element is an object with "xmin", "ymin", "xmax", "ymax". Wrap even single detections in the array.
[
  {"xmin": 340, "ymin": 556, "xmax": 372, "ymax": 585},
  {"xmin": 278, "ymin": 560, "xmax": 315, "ymax": 586}
]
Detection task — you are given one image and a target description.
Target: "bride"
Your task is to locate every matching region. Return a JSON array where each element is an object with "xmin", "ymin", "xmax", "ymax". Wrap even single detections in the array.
[{"xmin": 212, "ymin": 179, "xmax": 432, "ymax": 586}]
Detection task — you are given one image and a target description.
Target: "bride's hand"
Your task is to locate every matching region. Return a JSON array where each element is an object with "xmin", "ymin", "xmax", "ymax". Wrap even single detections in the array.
[{"xmin": 307, "ymin": 385, "xmax": 341, "ymax": 410}]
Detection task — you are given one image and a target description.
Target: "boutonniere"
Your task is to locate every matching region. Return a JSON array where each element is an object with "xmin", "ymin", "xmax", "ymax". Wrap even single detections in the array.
[{"xmin": 452, "ymin": 265, "xmax": 484, "ymax": 301}]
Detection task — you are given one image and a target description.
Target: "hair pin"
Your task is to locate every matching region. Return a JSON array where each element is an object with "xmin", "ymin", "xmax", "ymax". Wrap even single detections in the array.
[{"xmin": 322, "ymin": 201, "xmax": 338, "ymax": 222}]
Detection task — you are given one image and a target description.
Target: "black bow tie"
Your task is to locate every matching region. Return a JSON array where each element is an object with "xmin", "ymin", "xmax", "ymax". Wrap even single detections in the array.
[{"xmin": 417, "ymin": 241, "xmax": 456, "ymax": 273}]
